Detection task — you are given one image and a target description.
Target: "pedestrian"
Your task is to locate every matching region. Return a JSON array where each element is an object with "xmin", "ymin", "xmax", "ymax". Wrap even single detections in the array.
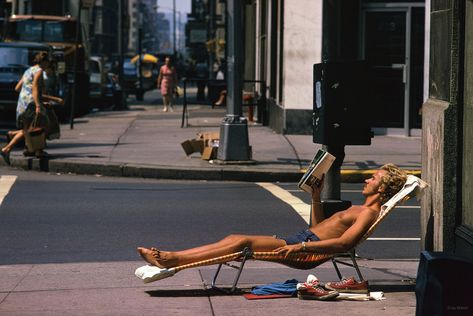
[
  {"xmin": 1, "ymin": 52, "xmax": 63, "ymax": 164},
  {"xmin": 195, "ymin": 60, "xmax": 208, "ymax": 101},
  {"xmin": 157, "ymin": 56, "xmax": 178, "ymax": 112}
]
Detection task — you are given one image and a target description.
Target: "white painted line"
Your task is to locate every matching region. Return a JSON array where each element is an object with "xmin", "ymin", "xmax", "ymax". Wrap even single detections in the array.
[
  {"xmin": 395, "ymin": 205, "xmax": 421, "ymax": 209},
  {"xmin": 0, "ymin": 175, "xmax": 17, "ymax": 206},
  {"xmin": 367, "ymin": 237, "xmax": 421, "ymax": 241},
  {"xmin": 257, "ymin": 182, "xmax": 311, "ymax": 224}
]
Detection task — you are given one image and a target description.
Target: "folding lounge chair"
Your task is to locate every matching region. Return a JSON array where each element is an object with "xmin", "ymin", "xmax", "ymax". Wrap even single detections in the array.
[{"xmin": 135, "ymin": 175, "xmax": 428, "ymax": 292}]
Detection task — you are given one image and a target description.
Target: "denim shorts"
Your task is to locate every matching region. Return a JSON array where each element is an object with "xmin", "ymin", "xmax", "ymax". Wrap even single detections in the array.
[{"xmin": 279, "ymin": 229, "xmax": 320, "ymax": 245}]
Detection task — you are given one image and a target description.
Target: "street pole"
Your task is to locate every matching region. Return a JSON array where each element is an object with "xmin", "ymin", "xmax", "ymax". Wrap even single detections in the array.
[
  {"xmin": 173, "ymin": 0, "xmax": 176, "ymax": 58},
  {"xmin": 70, "ymin": 0, "xmax": 82, "ymax": 129},
  {"xmin": 208, "ymin": 0, "xmax": 215, "ymax": 79},
  {"xmin": 117, "ymin": 0, "xmax": 127, "ymax": 109},
  {"xmin": 216, "ymin": 0, "xmax": 251, "ymax": 162},
  {"xmin": 137, "ymin": 1, "xmax": 143, "ymax": 101}
]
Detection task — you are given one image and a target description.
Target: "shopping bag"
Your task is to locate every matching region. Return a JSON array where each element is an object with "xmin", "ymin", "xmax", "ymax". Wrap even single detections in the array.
[
  {"xmin": 25, "ymin": 115, "xmax": 46, "ymax": 153},
  {"xmin": 45, "ymin": 107, "xmax": 60, "ymax": 140},
  {"xmin": 174, "ymin": 85, "xmax": 184, "ymax": 98}
]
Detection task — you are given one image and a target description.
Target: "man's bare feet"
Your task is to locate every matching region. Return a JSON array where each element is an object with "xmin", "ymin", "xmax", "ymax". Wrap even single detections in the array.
[
  {"xmin": 137, "ymin": 247, "xmax": 164, "ymax": 268},
  {"xmin": 137, "ymin": 247, "xmax": 178, "ymax": 268}
]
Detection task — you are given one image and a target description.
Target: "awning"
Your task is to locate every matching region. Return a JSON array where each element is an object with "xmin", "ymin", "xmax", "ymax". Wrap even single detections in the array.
[{"xmin": 131, "ymin": 54, "xmax": 158, "ymax": 64}]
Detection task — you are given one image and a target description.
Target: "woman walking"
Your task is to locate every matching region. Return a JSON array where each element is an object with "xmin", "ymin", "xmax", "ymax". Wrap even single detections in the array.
[
  {"xmin": 1, "ymin": 52, "xmax": 63, "ymax": 164},
  {"xmin": 157, "ymin": 56, "xmax": 178, "ymax": 112}
]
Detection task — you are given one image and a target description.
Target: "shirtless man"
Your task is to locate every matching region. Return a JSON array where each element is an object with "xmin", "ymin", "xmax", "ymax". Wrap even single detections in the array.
[{"xmin": 138, "ymin": 163, "xmax": 407, "ymax": 268}]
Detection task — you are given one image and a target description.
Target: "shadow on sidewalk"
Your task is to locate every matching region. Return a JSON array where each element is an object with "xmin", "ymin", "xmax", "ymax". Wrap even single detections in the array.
[{"xmin": 145, "ymin": 288, "xmax": 245, "ymax": 297}]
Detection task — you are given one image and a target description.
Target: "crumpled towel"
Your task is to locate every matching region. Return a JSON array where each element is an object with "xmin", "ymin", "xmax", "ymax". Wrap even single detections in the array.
[{"xmin": 251, "ymin": 279, "xmax": 299, "ymax": 296}]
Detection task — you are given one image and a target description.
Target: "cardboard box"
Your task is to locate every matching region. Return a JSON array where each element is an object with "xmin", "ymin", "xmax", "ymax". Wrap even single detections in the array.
[
  {"xmin": 201, "ymin": 146, "xmax": 218, "ymax": 160},
  {"xmin": 181, "ymin": 139, "xmax": 205, "ymax": 156},
  {"xmin": 181, "ymin": 131, "xmax": 220, "ymax": 158}
]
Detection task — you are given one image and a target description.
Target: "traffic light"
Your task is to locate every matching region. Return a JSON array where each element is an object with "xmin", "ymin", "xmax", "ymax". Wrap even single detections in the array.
[{"xmin": 313, "ymin": 61, "xmax": 373, "ymax": 146}]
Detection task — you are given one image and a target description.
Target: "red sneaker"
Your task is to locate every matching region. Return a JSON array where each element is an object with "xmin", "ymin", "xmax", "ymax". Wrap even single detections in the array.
[
  {"xmin": 324, "ymin": 277, "xmax": 369, "ymax": 294},
  {"xmin": 298, "ymin": 286, "xmax": 339, "ymax": 301}
]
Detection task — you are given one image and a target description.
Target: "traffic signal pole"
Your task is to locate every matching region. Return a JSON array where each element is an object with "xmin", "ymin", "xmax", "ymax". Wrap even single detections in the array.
[{"xmin": 216, "ymin": 0, "xmax": 251, "ymax": 162}]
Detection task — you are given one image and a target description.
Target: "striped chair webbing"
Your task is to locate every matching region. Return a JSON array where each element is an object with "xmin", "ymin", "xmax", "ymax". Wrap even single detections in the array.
[
  {"xmin": 251, "ymin": 251, "xmax": 332, "ymax": 270},
  {"xmin": 173, "ymin": 250, "xmax": 332, "ymax": 273},
  {"xmin": 174, "ymin": 251, "xmax": 245, "ymax": 272}
]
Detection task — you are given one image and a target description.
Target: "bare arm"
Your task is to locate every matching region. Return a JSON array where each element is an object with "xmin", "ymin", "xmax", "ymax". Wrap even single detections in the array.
[
  {"xmin": 42, "ymin": 94, "xmax": 64, "ymax": 105},
  {"xmin": 310, "ymin": 175, "xmax": 325, "ymax": 226},
  {"xmin": 15, "ymin": 78, "xmax": 24, "ymax": 93},
  {"xmin": 157, "ymin": 67, "xmax": 163, "ymax": 88},
  {"xmin": 274, "ymin": 208, "xmax": 377, "ymax": 255},
  {"xmin": 32, "ymin": 70, "xmax": 43, "ymax": 114}
]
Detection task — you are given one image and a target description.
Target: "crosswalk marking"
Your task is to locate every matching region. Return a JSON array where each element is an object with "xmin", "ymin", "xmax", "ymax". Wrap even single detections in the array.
[
  {"xmin": 256, "ymin": 182, "xmax": 311, "ymax": 224},
  {"xmin": 0, "ymin": 175, "xmax": 17, "ymax": 206},
  {"xmin": 367, "ymin": 237, "xmax": 421, "ymax": 241}
]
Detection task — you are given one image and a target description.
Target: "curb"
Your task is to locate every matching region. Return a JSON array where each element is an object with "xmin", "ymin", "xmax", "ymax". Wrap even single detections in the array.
[{"xmin": 1, "ymin": 157, "xmax": 421, "ymax": 183}]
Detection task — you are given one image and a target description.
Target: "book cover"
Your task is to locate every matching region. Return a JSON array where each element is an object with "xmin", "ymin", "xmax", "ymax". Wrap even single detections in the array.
[{"xmin": 298, "ymin": 149, "xmax": 336, "ymax": 194}]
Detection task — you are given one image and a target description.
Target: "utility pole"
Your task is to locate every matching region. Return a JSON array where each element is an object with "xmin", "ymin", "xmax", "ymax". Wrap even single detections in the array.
[
  {"xmin": 208, "ymin": 0, "xmax": 215, "ymax": 79},
  {"xmin": 216, "ymin": 0, "xmax": 251, "ymax": 162},
  {"xmin": 173, "ymin": 0, "xmax": 176, "ymax": 58},
  {"xmin": 136, "ymin": 0, "xmax": 143, "ymax": 101},
  {"xmin": 116, "ymin": 0, "xmax": 127, "ymax": 109},
  {"xmin": 70, "ymin": 0, "xmax": 82, "ymax": 129}
]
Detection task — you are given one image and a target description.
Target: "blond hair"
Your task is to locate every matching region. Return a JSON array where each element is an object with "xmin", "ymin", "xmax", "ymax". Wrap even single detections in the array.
[{"xmin": 379, "ymin": 163, "xmax": 407, "ymax": 204}]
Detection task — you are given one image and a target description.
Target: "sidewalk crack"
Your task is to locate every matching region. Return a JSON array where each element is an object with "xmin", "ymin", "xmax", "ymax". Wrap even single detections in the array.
[
  {"xmin": 282, "ymin": 135, "xmax": 303, "ymax": 170},
  {"xmin": 0, "ymin": 264, "xmax": 35, "ymax": 305},
  {"xmin": 109, "ymin": 117, "xmax": 138, "ymax": 162},
  {"xmin": 198, "ymin": 269, "xmax": 216, "ymax": 316}
]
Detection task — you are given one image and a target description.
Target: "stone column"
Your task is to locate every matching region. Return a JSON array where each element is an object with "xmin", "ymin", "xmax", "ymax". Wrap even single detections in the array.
[{"xmin": 421, "ymin": 1, "xmax": 463, "ymax": 252}]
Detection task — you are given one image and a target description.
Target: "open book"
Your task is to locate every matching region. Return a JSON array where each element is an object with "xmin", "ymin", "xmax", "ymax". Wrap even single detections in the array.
[{"xmin": 298, "ymin": 149, "xmax": 335, "ymax": 194}]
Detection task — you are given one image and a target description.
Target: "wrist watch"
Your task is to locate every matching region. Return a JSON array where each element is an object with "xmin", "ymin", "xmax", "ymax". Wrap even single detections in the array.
[{"xmin": 302, "ymin": 241, "xmax": 307, "ymax": 252}]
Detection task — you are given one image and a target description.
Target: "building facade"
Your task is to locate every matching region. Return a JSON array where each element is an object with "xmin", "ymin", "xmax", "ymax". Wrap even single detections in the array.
[
  {"xmin": 127, "ymin": 0, "xmax": 159, "ymax": 55},
  {"xmin": 244, "ymin": 0, "xmax": 425, "ymax": 136}
]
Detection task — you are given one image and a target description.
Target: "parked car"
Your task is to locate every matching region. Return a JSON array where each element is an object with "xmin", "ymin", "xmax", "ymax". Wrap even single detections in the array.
[
  {"xmin": 0, "ymin": 42, "xmax": 57, "ymax": 122},
  {"xmin": 89, "ymin": 56, "xmax": 107, "ymax": 106}
]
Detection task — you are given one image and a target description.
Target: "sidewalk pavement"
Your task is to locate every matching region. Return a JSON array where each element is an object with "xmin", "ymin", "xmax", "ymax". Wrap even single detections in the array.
[
  {"xmin": 0, "ymin": 93, "xmax": 421, "ymax": 315},
  {"xmin": 0, "ymin": 92, "xmax": 421, "ymax": 183},
  {"xmin": 0, "ymin": 259, "xmax": 418, "ymax": 315}
]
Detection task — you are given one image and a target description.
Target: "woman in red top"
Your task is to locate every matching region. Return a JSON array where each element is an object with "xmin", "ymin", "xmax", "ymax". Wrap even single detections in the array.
[{"xmin": 157, "ymin": 56, "xmax": 178, "ymax": 112}]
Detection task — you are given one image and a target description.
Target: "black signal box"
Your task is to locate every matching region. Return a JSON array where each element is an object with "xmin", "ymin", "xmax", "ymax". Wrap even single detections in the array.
[{"xmin": 313, "ymin": 61, "xmax": 373, "ymax": 146}]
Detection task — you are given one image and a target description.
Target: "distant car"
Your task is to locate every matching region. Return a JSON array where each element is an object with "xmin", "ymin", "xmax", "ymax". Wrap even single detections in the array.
[
  {"xmin": 122, "ymin": 54, "xmax": 159, "ymax": 101},
  {"xmin": 0, "ymin": 42, "xmax": 56, "ymax": 122},
  {"xmin": 122, "ymin": 58, "xmax": 138, "ymax": 97},
  {"xmin": 89, "ymin": 56, "xmax": 108, "ymax": 105}
]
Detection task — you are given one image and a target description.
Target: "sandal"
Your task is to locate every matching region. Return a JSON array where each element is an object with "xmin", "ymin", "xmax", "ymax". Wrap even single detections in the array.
[{"xmin": 1, "ymin": 150, "xmax": 11, "ymax": 166}]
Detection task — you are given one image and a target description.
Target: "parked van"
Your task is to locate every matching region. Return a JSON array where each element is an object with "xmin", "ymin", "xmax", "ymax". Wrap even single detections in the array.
[{"xmin": 89, "ymin": 56, "xmax": 107, "ymax": 105}]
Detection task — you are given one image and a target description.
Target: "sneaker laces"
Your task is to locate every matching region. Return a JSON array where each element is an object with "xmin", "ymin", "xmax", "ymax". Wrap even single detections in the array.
[{"xmin": 330, "ymin": 277, "xmax": 356, "ymax": 287}]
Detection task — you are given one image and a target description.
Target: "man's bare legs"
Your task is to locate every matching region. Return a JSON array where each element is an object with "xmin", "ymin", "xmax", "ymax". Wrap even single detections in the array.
[{"xmin": 137, "ymin": 234, "xmax": 287, "ymax": 268}]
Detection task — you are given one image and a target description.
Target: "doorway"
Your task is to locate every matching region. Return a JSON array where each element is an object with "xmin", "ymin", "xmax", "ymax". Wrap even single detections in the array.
[{"xmin": 361, "ymin": 3, "xmax": 424, "ymax": 135}]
